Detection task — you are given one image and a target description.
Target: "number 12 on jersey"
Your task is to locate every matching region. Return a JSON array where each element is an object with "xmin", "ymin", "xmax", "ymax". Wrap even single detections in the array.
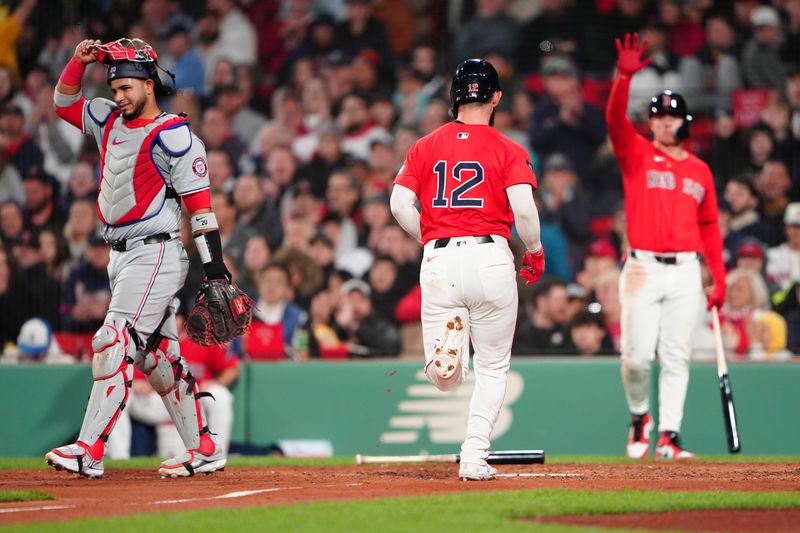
[{"xmin": 432, "ymin": 160, "xmax": 485, "ymax": 208}]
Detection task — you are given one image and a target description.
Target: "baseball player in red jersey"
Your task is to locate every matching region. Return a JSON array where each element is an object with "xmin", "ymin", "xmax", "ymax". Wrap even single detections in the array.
[
  {"xmin": 608, "ymin": 34, "xmax": 726, "ymax": 459},
  {"xmin": 44, "ymin": 38, "xmax": 232, "ymax": 477},
  {"xmin": 391, "ymin": 59, "xmax": 545, "ymax": 480}
]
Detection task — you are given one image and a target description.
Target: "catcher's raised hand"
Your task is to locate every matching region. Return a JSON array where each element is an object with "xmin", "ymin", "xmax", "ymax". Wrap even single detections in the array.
[
  {"xmin": 615, "ymin": 32, "xmax": 651, "ymax": 76},
  {"xmin": 519, "ymin": 245, "xmax": 545, "ymax": 286},
  {"xmin": 73, "ymin": 39, "xmax": 102, "ymax": 65}
]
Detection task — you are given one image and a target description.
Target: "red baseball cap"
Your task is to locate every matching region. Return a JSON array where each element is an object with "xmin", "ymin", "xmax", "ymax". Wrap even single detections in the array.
[
  {"xmin": 586, "ymin": 239, "xmax": 618, "ymax": 261},
  {"xmin": 736, "ymin": 242, "xmax": 763, "ymax": 259}
]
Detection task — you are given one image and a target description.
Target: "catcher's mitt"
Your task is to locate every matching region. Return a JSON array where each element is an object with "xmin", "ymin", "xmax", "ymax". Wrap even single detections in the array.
[{"xmin": 187, "ymin": 280, "xmax": 254, "ymax": 346}]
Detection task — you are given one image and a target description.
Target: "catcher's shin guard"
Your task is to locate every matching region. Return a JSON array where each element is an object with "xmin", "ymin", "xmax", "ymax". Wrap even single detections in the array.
[{"xmin": 78, "ymin": 315, "xmax": 134, "ymax": 452}]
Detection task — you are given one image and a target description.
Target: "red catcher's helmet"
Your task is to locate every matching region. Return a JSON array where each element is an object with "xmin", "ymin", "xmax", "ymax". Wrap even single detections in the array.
[{"xmin": 94, "ymin": 38, "xmax": 173, "ymax": 96}]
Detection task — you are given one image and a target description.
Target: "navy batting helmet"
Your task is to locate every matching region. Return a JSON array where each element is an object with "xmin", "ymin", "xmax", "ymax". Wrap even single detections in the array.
[
  {"xmin": 649, "ymin": 90, "xmax": 693, "ymax": 140},
  {"xmin": 450, "ymin": 59, "xmax": 501, "ymax": 118}
]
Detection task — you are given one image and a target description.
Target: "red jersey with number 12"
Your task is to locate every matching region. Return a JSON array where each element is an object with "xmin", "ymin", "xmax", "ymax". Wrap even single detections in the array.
[{"xmin": 394, "ymin": 122, "xmax": 537, "ymax": 244}]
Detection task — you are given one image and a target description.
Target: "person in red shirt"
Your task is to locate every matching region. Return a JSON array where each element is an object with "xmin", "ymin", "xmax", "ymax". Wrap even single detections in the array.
[
  {"xmin": 390, "ymin": 59, "xmax": 545, "ymax": 481},
  {"xmin": 608, "ymin": 33, "xmax": 726, "ymax": 460}
]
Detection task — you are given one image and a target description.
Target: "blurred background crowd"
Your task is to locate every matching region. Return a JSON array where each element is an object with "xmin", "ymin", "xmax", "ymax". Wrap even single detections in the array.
[{"xmin": 1, "ymin": 0, "xmax": 799, "ymax": 369}]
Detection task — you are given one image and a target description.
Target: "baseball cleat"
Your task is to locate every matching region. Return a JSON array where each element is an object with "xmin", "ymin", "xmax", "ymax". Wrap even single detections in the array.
[
  {"xmin": 459, "ymin": 462, "xmax": 497, "ymax": 481},
  {"xmin": 45, "ymin": 442, "xmax": 104, "ymax": 478},
  {"xmin": 626, "ymin": 412, "xmax": 654, "ymax": 459},
  {"xmin": 655, "ymin": 431, "xmax": 696, "ymax": 459},
  {"xmin": 431, "ymin": 316, "xmax": 465, "ymax": 381},
  {"xmin": 158, "ymin": 434, "xmax": 226, "ymax": 478}
]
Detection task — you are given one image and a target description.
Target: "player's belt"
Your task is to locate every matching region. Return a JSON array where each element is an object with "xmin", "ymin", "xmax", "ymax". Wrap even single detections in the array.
[
  {"xmin": 630, "ymin": 249, "xmax": 697, "ymax": 265},
  {"xmin": 109, "ymin": 233, "xmax": 173, "ymax": 252},
  {"xmin": 433, "ymin": 235, "xmax": 494, "ymax": 249}
]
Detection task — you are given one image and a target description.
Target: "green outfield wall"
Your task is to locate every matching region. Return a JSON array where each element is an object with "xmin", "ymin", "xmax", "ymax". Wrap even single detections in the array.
[{"xmin": 2, "ymin": 359, "xmax": 798, "ymax": 456}]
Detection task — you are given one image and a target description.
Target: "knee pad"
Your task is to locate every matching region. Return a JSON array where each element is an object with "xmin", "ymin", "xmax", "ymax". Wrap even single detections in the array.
[
  {"xmin": 139, "ymin": 340, "xmax": 178, "ymax": 396},
  {"xmin": 90, "ymin": 313, "xmax": 134, "ymax": 379}
]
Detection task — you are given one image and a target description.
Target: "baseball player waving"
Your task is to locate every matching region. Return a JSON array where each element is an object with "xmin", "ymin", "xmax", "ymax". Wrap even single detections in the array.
[
  {"xmin": 391, "ymin": 59, "xmax": 545, "ymax": 480},
  {"xmin": 45, "ymin": 38, "xmax": 235, "ymax": 477},
  {"xmin": 608, "ymin": 34, "xmax": 726, "ymax": 459}
]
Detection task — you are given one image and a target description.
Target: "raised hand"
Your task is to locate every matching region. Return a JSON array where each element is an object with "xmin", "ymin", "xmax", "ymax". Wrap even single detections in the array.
[
  {"xmin": 73, "ymin": 39, "xmax": 102, "ymax": 65},
  {"xmin": 614, "ymin": 32, "xmax": 651, "ymax": 76}
]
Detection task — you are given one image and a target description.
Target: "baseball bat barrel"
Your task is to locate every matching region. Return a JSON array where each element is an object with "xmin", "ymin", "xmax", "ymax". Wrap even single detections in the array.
[
  {"xmin": 711, "ymin": 306, "xmax": 741, "ymax": 453},
  {"xmin": 356, "ymin": 450, "xmax": 545, "ymax": 465}
]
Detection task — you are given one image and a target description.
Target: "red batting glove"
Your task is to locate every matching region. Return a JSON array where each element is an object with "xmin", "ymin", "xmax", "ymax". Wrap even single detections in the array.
[
  {"xmin": 706, "ymin": 283, "xmax": 726, "ymax": 311},
  {"xmin": 615, "ymin": 32, "xmax": 652, "ymax": 76},
  {"xmin": 520, "ymin": 246, "xmax": 545, "ymax": 285}
]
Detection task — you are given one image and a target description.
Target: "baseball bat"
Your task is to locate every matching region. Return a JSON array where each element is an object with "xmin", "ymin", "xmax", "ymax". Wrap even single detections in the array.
[
  {"xmin": 356, "ymin": 450, "xmax": 545, "ymax": 465},
  {"xmin": 711, "ymin": 306, "xmax": 741, "ymax": 453}
]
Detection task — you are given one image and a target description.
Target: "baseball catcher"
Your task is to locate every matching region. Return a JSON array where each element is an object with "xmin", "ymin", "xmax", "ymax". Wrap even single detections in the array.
[{"xmin": 45, "ymin": 37, "xmax": 250, "ymax": 478}]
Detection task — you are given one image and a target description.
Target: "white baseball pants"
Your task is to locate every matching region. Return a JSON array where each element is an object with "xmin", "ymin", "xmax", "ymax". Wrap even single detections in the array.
[
  {"xmin": 420, "ymin": 235, "xmax": 518, "ymax": 466},
  {"xmin": 619, "ymin": 251, "xmax": 702, "ymax": 432}
]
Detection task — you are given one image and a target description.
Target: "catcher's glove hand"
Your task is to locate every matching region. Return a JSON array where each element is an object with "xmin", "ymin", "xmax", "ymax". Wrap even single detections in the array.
[{"xmin": 187, "ymin": 279, "xmax": 255, "ymax": 346}]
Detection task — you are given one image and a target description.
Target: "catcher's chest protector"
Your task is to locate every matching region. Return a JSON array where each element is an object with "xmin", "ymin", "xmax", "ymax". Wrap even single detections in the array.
[{"xmin": 97, "ymin": 112, "xmax": 187, "ymax": 227}]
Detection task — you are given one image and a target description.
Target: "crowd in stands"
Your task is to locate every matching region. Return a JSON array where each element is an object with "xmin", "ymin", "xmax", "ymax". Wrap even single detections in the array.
[{"xmin": 1, "ymin": 0, "xmax": 799, "ymax": 367}]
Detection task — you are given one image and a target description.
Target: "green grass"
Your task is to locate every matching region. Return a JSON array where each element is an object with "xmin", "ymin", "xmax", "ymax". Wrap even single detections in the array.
[
  {"xmin": 3, "ymin": 454, "xmax": 799, "ymax": 471},
  {"xmin": 2, "ymin": 489, "xmax": 799, "ymax": 532},
  {"xmin": 0, "ymin": 490, "xmax": 53, "ymax": 503}
]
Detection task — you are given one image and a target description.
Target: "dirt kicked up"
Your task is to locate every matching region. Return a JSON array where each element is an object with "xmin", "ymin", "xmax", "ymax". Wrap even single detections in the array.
[{"xmin": 1, "ymin": 462, "xmax": 799, "ymax": 529}]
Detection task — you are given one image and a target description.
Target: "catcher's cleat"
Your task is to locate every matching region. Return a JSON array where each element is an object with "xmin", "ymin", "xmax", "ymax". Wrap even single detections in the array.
[
  {"xmin": 626, "ymin": 412, "xmax": 654, "ymax": 459},
  {"xmin": 431, "ymin": 316, "xmax": 465, "ymax": 381},
  {"xmin": 655, "ymin": 431, "xmax": 696, "ymax": 460},
  {"xmin": 459, "ymin": 462, "xmax": 497, "ymax": 481},
  {"xmin": 158, "ymin": 433, "xmax": 226, "ymax": 478},
  {"xmin": 45, "ymin": 442, "xmax": 104, "ymax": 478}
]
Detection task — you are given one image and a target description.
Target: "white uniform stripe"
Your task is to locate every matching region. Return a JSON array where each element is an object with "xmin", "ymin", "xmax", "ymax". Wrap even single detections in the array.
[{"xmin": 132, "ymin": 243, "xmax": 165, "ymax": 327}]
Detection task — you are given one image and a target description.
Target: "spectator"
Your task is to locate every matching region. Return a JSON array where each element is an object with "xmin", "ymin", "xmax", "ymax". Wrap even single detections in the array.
[
  {"xmin": 451, "ymin": 0, "xmax": 519, "ymax": 64},
  {"xmin": 0, "ymin": 103, "xmax": 43, "ymax": 179},
  {"xmin": 512, "ymin": 276, "xmax": 570, "ymax": 355},
  {"xmin": 335, "ymin": 0, "xmax": 395, "ymax": 78},
  {"xmin": 755, "ymin": 160, "xmax": 793, "ymax": 237},
  {"xmin": 783, "ymin": 0, "xmax": 800, "ymax": 68},
  {"xmin": 361, "ymin": 193, "xmax": 391, "ymax": 249},
  {"xmin": 582, "ymin": 0, "xmax": 649, "ymax": 73},
  {"xmin": 592, "ymin": 267, "xmax": 622, "ymax": 352},
  {"xmin": 0, "ymin": 244, "xmax": 25, "ymax": 348},
  {"xmin": 538, "ymin": 153, "xmax": 591, "ymax": 270},
  {"xmin": 367, "ymin": 255, "xmax": 403, "ymax": 322},
  {"xmin": 246, "ymin": 263, "xmax": 309, "ymax": 361},
  {"xmin": 766, "ymin": 203, "xmax": 800, "ymax": 291},
  {"xmin": 565, "ymin": 282, "xmax": 589, "ymax": 324},
  {"xmin": 337, "ymin": 93, "xmax": 392, "ymax": 161},
  {"xmin": 65, "ymin": 161, "xmax": 97, "ymax": 202},
  {"xmin": 365, "ymin": 141, "xmax": 397, "ymax": 195},
  {"xmin": 0, "ymin": 317, "xmax": 73, "ymax": 364},
  {"xmin": 741, "ymin": 123, "xmax": 776, "ymax": 178},
  {"xmin": 0, "ymin": 200, "xmax": 25, "ymax": 245},
  {"xmin": 659, "ymin": 0, "xmax": 705, "ymax": 58},
  {"xmin": 22, "ymin": 171, "xmax": 66, "ymax": 234},
  {"xmin": 298, "ymin": 128, "xmax": 348, "ymax": 199},
  {"xmin": 215, "ymin": 84, "xmax": 268, "ymax": 150},
  {"xmin": 295, "ymin": 78, "xmax": 334, "ymax": 162},
  {"xmin": 532, "ymin": 192, "xmax": 571, "ymax": 282},
  {"xmin": 409, "ymin": 41, "xmax": 446, "ymax": 102},
  {"xmin": 325, "ymin": 169, "xmax": 362, "ymax": 225},
  {"xmin": 207, "ymin": 0, "xmax": 257, "ymax": 66},
  {"xmin": 63, "ymin": 197, "xmax": 98, "ymax": 263},
  {"xmin": 28, "ymin": 81, "xmax": 83, "ymax": 187},
  {"xmin": 742, "ymin": 5, "xmax": 786, "ymax": 90},
  {"xmin": 308, "ymin": 232, "xmax": 336, "ymax": 288},
  {"xmin": 38, "ymin": 227, "xmax": 70, "ymax": 283},
  {"xmin": 332, "ymin": 277, "xmax": 401, "ymax": 357},
  {"xmin": 162, "ymin": 22, "xmax": 205, "ymax": 97},
  {"xmin": 10, "ymin": 229, "xmax": 60, "ymax": 329},
  {"xmin": 528, "ymin": 56, "xmax": 607, "ymax": 193},
  {"xmin": 272, "ymin": 246, "xmax": 324, "ymax": 310},
  {"xmin": 199, "ymin": 107, "xmax": 247, "ymax": 170},
  {"xmin": 788, "ymin": 70, "xmax": 800, "ymax": 146},
  {"xmin": 264, "ymin": 145, "xmax": 299, "ymax": 207},
  {"xmin": 237, "ymin": 235, "xmax": 272, "ymax": 300},
  {"xmin": 694, "ymin": 12, "xmax": 742, "ymax": 113},
  {"xmin": 515, "ymin": 0, "xmax": 580, "ymax": 75},
  {"xmin": 0, "ymin": 0, "xmax": 37, "ymax": 83},
  {"xmin": 575, "ymin": 239, "xmax": 619, "ymax": 295},
  {"xmin": 720, "ymin": 267, "xmax": 790, "ymax": 359},
  {"xmin": 60, "ymin": 232, "xmax": 111, "ymax": 333},
  {"xmin": 724, "ymin": 176, "xmax": 782, "ymax": 247},
  {"xmin": 759, "ymin": 100, "xmax": 798, "ymax": 175},
  {"xmin": 206, "ymin": 149, "xmax": 236, "ymax": 195},
  {"xmin": 0, "ymin": 151, "xmax": 23, "ymax": 203},
  {"xmin": 232, "ymin": 173, "xmax": 282, "ymax": 251},
  {"xmin": 566, "ymin": 309, "xmax": 617, "ymax": 356}
]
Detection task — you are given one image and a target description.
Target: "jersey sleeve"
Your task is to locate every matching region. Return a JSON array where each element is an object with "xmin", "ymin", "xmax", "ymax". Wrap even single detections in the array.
[
  {"xmin": 503, "ymin": 144, "xmax": 538, "ymax": 190},
  {"xmin": 606, "ymin": 75, "xmax": 648, "ymax": 171},
  {"xmin": 393, "ymin": 142, "xmax": 421, "ymax": 196},
  {"xmin": 168, "ymin": 133, "xmax": 211, "ymax": 196}
]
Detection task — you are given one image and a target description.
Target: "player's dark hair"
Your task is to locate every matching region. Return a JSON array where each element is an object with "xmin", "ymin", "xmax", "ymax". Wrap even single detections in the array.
[
  {"xmin": 570, "ymin": 309, "xmax": 606, "ymax": 330},
  {"xmin": 529, "ymin": 276, "xmax": 567, "ymax": 306}
]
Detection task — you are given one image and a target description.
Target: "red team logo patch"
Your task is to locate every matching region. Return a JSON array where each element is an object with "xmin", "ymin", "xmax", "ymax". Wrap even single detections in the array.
[{"xmin": 192, "ymin": 157, "xmax": 208, "ymax": 177}]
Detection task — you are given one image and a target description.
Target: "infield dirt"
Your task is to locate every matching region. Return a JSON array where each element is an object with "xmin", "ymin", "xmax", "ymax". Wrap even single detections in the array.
[{"xmin": 1, "ymin": 462, "xmax": 799, "ymax": 528}]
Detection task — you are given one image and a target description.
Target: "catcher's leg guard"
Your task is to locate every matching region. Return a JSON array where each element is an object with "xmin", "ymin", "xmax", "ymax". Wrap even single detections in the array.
[
  {"xmin": 45, "ymin": 314, "xmax": 134, "ymax": 477},
  {"xmin": 141, "ymin": 342, "xmax": 225, "ymax": 477}
]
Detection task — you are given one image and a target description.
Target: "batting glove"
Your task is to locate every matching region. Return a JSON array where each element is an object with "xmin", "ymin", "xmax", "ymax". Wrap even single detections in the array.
[
  {"xmin": 520, "ymin": 246, "xmax": 545, "ymax": 285},
  {"xmin": 706, "ymin": 283, "xmax": 726, "ymax": 311},
  {"xmin": 615, "ymin": 32, "xmax": 652, "ymax": 75}
]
